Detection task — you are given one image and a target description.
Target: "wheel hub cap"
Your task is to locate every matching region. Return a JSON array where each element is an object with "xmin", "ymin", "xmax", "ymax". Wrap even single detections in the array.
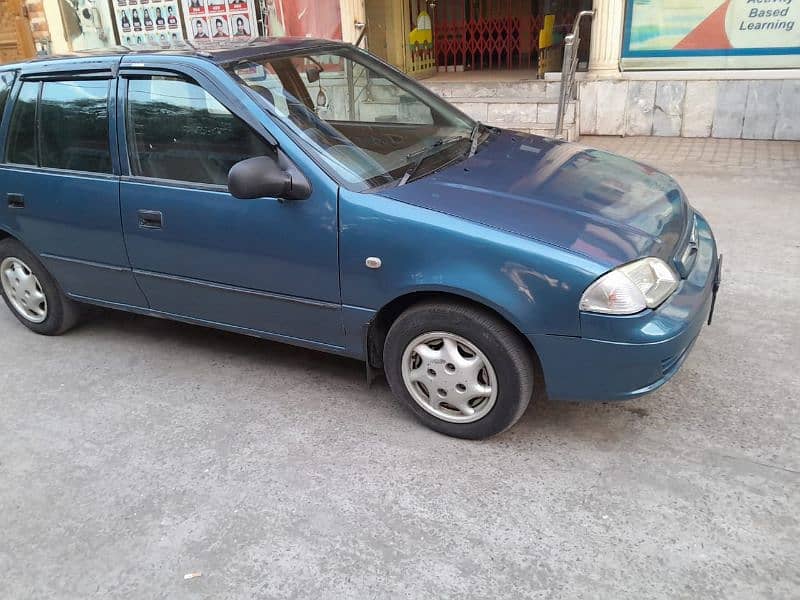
[
  {"xmin": 1, "ymin": 257, "xmax": 47, "ymax": 323},
  {"xmin": 401, "ymin": 332, "xmax": 497, "ymax": 424}
]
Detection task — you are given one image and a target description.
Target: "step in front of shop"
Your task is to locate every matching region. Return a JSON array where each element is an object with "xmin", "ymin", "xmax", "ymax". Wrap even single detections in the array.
[
  {"xmin": 423, "ymin": 79, "xmax": 560, "ymax": 102},
  {"xmin": 422, "ymin": 80, "xmax": 577, "ymax": 140}
]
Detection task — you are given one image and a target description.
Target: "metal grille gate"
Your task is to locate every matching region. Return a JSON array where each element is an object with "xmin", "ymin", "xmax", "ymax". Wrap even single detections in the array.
[
  {"xmin": 433, "ymin": 0, "xmax": 545, "ymax": 71},
  {"xmin": 432, "ymin": 1, "xmax": 581, "ymax": 72}
]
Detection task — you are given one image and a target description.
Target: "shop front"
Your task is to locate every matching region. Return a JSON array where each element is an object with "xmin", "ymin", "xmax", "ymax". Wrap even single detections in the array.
[
  {"xmin": 360, "ymin": 0, "xmax": 590, "ymax": 78},
  {"xmin": 432, "ymin": 0, "xmax": 590, "ymax": 73}
]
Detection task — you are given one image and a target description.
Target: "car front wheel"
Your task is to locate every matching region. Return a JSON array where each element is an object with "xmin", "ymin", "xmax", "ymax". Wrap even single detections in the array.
[{"xmin": 384, "ymin": 301, "xmax": 535, "ymax": 439}]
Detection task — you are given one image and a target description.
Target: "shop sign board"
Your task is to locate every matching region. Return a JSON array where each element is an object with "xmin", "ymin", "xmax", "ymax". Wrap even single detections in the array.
[{"xmin": 622, "ymin": 0, "xmax": 800, "ymax": 69}]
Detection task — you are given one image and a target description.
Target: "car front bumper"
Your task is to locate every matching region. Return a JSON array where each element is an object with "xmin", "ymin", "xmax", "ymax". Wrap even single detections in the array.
[{"xmin": 529, "ymin": 213, "xmax": 720, "ymax": 402}]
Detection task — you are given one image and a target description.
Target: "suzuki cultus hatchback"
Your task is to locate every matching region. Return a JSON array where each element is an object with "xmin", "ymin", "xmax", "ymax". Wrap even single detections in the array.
[{"xmin": 0, "ymin": 39, "xmax": 721, "ymax": 439}]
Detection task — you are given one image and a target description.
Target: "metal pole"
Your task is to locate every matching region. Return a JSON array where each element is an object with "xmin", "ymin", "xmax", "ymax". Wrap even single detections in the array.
[{"xmin": 553, "ymin": 9, "xmax": 594, "ymax": 140}]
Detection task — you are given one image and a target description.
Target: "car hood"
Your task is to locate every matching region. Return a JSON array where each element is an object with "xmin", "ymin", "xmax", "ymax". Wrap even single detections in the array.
[{"xmin": 378, "ymin": 131, "xmax": 689, "ymax": 268}]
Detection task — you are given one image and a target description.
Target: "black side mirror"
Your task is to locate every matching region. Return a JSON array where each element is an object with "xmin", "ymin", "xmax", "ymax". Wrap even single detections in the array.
[{"xmin": 228, "ymin": 153, "xmax": 311, "ymax": 201}]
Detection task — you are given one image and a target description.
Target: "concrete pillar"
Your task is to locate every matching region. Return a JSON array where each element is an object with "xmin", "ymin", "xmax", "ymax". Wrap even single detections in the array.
[
  {"xmin": 339, "ymin": 0, "xmax": 366, "ymax": 45},
  {"xmin": 588, "ymin": 0, "xmax": 625, "ymax": 75}
]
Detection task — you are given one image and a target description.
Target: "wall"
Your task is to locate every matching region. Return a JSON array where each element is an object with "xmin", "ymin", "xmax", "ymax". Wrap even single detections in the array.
[
  {"xmin": 0, "ymin": 0, "xmax": 35, "ymax": 62},
  {"xmin": 579, "ymin": 77, "xmax": 800, "ymax": 140}
]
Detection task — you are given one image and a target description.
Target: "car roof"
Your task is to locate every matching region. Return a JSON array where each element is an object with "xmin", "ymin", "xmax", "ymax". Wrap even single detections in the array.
[{"xmin": 0, "ymin": 37, "xmax": 351, "ymax": 70}]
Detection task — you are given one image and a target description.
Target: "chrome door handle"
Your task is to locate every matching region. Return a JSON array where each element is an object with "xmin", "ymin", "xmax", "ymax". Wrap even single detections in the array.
[
  {"xmin": 7, "ymin": 193, "xmax": 24, "ymax": 209},
  {"xmin": 137, "ymin": 209, "xmax": 163, "ymax": 229}
]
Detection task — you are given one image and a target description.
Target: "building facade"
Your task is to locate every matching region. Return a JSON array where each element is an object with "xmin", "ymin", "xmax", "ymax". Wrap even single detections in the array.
[{"xmin": 3, "ymin": 0, "xmax": 799, "ymax": 140}]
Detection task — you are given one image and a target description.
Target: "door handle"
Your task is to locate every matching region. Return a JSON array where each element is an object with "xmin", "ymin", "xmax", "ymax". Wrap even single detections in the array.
[
  {"xmin": 137, "ymin": 209, "xmax": 163, "ymax": 229},
  {"xmin": 7, "ymin": 193, "xmax": 24, "ymax": 209}
]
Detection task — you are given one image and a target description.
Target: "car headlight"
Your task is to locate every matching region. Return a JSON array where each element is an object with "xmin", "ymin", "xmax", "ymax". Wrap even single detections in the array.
[{"xmin": 579, "ymin": 257, "xmax": 679, "ymax": 315}]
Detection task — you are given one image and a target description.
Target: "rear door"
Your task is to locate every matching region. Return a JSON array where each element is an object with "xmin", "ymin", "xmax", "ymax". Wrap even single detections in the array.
[
  {"xmin": 116, "ymin": 65, "xmax": 343, "ymax": 349},
  {"xmin": 0, "ymin": 61, "xmax": 146, "ymax": 306}
]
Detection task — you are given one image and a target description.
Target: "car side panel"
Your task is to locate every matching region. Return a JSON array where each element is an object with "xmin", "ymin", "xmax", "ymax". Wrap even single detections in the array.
[
  {"xmin": 338, "ymin": 188, "xmax": 604, "ymax": 356},
  {"xmin": 0, "ymin": 167, "xmax": 147, "ymax": 306}
]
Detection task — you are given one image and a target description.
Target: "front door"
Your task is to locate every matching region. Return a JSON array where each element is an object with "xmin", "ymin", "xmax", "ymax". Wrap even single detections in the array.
[{"xmin": 117, "ymin": 71, "xmax": 343, "ymax": 349}]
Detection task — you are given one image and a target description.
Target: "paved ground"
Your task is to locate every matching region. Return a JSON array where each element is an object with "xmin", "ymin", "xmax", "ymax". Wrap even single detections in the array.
[{"xmin": 2, "ymin": 137, "xmax": 799, "ymax": 599}]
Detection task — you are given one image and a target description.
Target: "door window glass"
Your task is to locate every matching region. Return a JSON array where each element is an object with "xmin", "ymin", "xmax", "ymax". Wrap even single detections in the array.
[
  {"xmin": 126, "ymin": 76, "xmax": 274, "ymax": 185},
  {"xmin": 40, "ymin": 80, "xmax": 112, "ymax": 173},
  {"xmin": 6, "ymin": 81, "xmax": 38, "ymax": 166}
]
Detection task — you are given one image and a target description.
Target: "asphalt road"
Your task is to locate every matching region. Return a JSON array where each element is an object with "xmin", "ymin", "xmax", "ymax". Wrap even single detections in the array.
[{"xmin": 1, "ymin": 138, "xmax": 798, "ymax": 599}]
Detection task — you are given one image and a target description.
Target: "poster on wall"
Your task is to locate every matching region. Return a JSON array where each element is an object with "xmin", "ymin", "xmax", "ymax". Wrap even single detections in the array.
[
  {"xmin": 115, "ymin": 0, "xmax": 186, "ymax": 48},
  {"xmin": 181, "ymin": 0, "xmax": 257, "ymax": 44},
  {"xmin": 621, "ymin": 0, "xmax": 800, "ymax": 70}
]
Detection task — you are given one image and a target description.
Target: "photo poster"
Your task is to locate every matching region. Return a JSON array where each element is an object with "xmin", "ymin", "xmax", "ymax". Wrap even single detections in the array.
[
  {"xmin": 622, "ymin": 0, "xmax": 800, "ymax": 69},
  {"xmin": 115, "ymin": 0, "xmax": 186, "ymax": 48},
  {"xmin": 181, "ymin": 0, "xmax": 258, "ymax": 45}
]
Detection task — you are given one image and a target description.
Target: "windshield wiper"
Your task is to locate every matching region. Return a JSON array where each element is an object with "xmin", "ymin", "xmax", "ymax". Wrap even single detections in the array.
[
  {"xmin": 397, "ymin": 135, "xmax": 470, "ymax": 186},
  {"xmin": 468, "ymin": 121, "xmax": 483, "ymax": 158}
]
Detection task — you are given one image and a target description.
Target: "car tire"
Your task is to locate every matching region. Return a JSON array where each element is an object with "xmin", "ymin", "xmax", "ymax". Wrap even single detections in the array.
[
  {"xmin": 384, "ymin": 300, "xmax": 534, "ymax": 439},
  {"xmin": 0, "ymin": 238, "xmax": 81, "ymax": 335}
]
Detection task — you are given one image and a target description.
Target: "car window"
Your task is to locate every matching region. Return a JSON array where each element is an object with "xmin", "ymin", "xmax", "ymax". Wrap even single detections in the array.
[
  {"xmin": 230, "ymin": 48, "xmax": 474, "ymax": 191},
  {"xmin": 126, "ymin": 76, "xmax": 274, "ymax": 186},
  {"xmin": 6, "ymin": 81, "xmax": 38, "ymax": 166},
  {"xmin": 302, "ymin": 55, "xmax": 434, "ymax": 126},
  {"xmin": 0, "ymin": 71, "xmax": 16, "ymax": 119},
  {"xmin": 40, "ymin": 79, "xmax": 112, "ymax": 174}
]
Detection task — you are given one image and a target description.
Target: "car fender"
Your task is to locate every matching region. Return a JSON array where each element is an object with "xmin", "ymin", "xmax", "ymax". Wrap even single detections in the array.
[{"xmin": 339, "ymin": 188, "xmax": 604, "ymax": 357}]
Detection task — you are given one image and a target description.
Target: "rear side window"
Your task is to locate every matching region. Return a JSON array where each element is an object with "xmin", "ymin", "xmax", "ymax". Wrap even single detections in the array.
[
  {"xmin": 6, "ymin": 81, "xmax": 38, "ymax": 166},
  {"xmin": 40, "ymin": 80, "xmax": 112, "ymax": 174},
  {"xmin": 126, "ymin": 76, "xmax": 274, "ymax": 185}
]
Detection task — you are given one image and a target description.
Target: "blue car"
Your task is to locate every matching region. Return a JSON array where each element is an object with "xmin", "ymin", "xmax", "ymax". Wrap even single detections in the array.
[{"xmin": 0, "ymin": 39, "xmax": 721, "ymax": 439}]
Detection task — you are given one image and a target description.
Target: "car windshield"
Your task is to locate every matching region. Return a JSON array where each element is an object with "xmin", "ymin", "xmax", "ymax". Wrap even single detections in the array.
[{"xmin": 226, "ymin": 46, "xmax": 477, "ymax": 191}]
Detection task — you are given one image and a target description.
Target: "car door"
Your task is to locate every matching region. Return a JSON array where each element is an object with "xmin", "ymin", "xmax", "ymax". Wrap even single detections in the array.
[
  {"xmin": 0, "ymin": 62, "xmax": 146, "ymax": 306},
  {"xmin": 117, "ymin": 67, "xmax": 344, "ymax": 349}
]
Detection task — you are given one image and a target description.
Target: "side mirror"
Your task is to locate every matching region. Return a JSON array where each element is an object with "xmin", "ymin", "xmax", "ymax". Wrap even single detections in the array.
[{"xmin": 228, "ymin": 154, "xmax": 311, "ymax": 201}]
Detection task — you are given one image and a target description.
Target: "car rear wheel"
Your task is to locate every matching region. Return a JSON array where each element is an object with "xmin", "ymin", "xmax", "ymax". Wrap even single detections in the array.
[
  {"xmin": 384, "ymin": 301, "xmax": 534, "ymax": 439},
  {"xmin": 0, "ymin": 239, "xmax": 80, "ymax": 335}
]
